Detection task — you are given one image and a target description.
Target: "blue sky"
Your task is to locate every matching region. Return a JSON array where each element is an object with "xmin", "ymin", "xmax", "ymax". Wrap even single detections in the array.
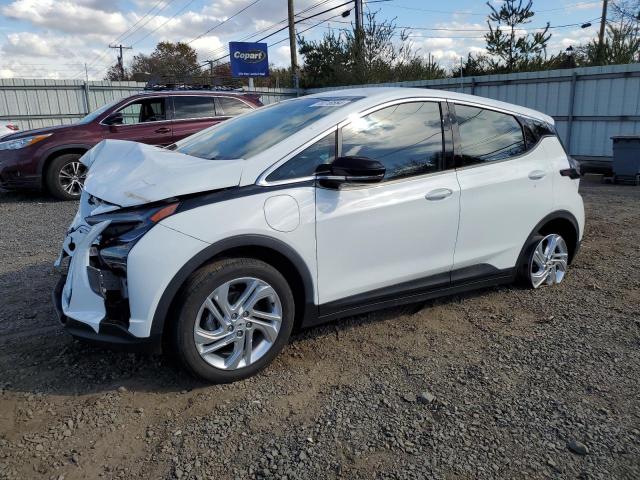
[{"xmin": 0, "ymin": 0, "xmax": 603, "ymax": 80}]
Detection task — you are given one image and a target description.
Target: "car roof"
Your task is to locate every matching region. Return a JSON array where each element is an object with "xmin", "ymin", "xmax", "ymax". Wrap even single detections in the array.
[{"xmin": 308, "ymin": 87, "xmax": 554, "ymax": 124}]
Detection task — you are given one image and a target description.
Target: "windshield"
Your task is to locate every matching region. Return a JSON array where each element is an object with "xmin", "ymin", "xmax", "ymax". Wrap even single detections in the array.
[
  {"xmin": 175, "ymin": 96, "xmax": 362, "ymax": 160},
  {"xmin": 76, "ymin": 98, "xmax": 122, "ymax": 125}
]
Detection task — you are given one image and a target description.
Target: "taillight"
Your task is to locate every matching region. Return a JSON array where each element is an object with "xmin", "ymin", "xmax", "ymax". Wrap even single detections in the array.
[{"xmin": 6, "ymin": 124, "xmax": 19, "ymax": 131}]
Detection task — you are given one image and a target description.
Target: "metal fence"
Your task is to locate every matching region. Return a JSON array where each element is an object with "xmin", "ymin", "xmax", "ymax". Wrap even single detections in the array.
[
  {"xmin": 307, "ymin": 63, "xmax": 640, "ymax": 164},
  {"xmin": 0, "ymin": 79, "xmax": 297, "ymax": 131},
  {"xmin": 0, "ymin": 79, "xmax": 146, "ymax": 130},
  {"xmin": 2, "ymin": 64, "xmax": 639, "ymax": 163}
]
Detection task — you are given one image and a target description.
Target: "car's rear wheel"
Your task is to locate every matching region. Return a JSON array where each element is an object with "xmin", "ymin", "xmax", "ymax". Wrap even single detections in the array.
[
  {"xmin": 171, "ymin": 258, "xmax": 295, "ymax": 383},
  {"xmin": 522, "ymin": 233, "xmax": 569, "ymax": 289},
  {"xmin": 45, "ymin": 153, "xmax": 87, "ymax": 200}
]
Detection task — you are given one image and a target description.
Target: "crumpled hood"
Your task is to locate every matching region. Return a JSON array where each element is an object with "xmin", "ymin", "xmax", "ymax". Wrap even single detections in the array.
[{"xmin": 82, "ymin": 140, "xmax": 243, "ymax": 207}]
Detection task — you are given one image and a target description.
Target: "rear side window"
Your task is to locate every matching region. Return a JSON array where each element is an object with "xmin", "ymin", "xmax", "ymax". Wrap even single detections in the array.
[
  {"xmin": 215, "ymin": 97, "xmax": 253, "ymax": 116},
  {"xmin": 520, "ymin": 117, "xmax": 555, "ymax": 148},
  {"xmin": 340, "ymin": 102, "xmax": 444, "ymax": 181},
  {"xmin": 173, "ymin": 96, "xmax": 215, "ymax": 120},
  {"xmin": 455, "ymin": 105, "xmax": 525, "ymax": 165}
]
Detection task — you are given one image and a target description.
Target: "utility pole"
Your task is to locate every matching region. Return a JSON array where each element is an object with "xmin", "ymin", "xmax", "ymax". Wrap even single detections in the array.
[
  {"xmin": 354, "ymin": 0, "xmax": 364, "ymax": 32},
  {"xmin": 204, "ymin": 60, "xmax": 214, "ymax": 84},
  {"xmin": 109, "ymin": 44, "xmax": 132, "ymax": 81},
  {"xmin": 354, "ymin": 0, "xmax": 364, "ymax": 78},
  {"xmin": 597, "ymin": 0, "xmax": 609, "ymax": 64},
  {"xmin": 287, "ymin": 0, "xmax": 299, "ymax": 92}
]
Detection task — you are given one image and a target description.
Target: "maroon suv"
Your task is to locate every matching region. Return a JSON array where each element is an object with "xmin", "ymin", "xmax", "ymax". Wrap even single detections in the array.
[{"xmin": 0, "ymin": 90, "xmax": 262, "ymax": 200}]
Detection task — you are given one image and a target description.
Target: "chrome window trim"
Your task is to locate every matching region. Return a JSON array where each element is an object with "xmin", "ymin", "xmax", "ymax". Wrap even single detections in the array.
[
  {"xmin": 449, "ymin": 99, "xmax": 544, "ymax": 123},
  {"xmin": 98, "ymin": 94, "xmax": 255, "ymax": 127},
  {"xmin": 257, "ymin": 97, "xmax": 446, "ymax": 187},
  {"xmin": 256, "ymin": 96, "xmax": 551, "ymax": 188}
]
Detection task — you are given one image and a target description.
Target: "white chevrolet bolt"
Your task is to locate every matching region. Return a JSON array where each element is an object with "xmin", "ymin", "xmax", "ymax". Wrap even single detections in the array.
[{"xmin": 54, "ymin": 88, "xmax": 584, "ymax": 383}]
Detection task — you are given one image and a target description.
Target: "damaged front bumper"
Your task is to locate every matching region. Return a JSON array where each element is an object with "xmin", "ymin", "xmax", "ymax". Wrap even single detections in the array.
[{"xmin": 53, "ymin": 220, "xmax": 160, "ymax": 352}]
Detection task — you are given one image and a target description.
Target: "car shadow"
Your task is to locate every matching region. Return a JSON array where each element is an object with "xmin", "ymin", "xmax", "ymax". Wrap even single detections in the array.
[{"xmin": 0, "ymin": 258, "xmax": 513, "ymax": 397}]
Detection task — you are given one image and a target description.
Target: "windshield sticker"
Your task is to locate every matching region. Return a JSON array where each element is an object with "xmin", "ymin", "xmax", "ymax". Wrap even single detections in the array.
[{"xmin": 309, "ymin": 99, "xmax": 354, "ymax": 107}]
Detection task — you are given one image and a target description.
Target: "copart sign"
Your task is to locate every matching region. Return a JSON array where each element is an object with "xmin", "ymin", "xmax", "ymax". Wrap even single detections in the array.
[{"xmin": 229, "ymin": 42, "xmax": 269, "ymax": 77}]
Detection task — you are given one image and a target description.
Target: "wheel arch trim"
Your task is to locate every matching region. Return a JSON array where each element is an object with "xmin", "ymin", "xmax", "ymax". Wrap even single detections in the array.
[
  {"xmin": 39, "ymin": 144, "xmax": 93, "ymax": 175},
  {"xmin": 516, "ymin": 210, "xmax": 581, "ymax": 269},
  {"xmin": 149, "ymin": 234, "xmax": 316, "ymax": 337}
]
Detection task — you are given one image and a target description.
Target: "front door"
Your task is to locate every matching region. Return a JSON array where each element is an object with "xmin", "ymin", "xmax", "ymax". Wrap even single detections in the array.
[
  {"xmin": 314, "ymin": 101, "xmax": 460, "ymax": 310},
  {"xmin": 103, "ymin": 97, "xmax": 173, "ymax": 146}
]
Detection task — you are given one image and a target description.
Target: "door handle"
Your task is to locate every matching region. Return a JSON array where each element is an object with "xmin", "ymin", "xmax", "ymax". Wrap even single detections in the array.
[
  {"xmin": 155, "ymin": 127, "xmax": 171, "ymax": 133},
  {"xmin": 528, "ymin": 170, "xmax": 546, "ymax": 180},
  {"xmin": 425, "ymin": 188, "xmax": 453, "ymax": 201}
]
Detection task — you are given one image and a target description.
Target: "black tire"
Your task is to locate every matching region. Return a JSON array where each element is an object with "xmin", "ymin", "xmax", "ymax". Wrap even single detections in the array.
[
  {"xmin": 170, "ymin": 258, "xmax": 295, "ymax": 383},
  {"xmin": 518, "ymin": 234, "xmax": 544, "ymax": 288},
  {"xmin": 45, "ymin": 153, "xmax": 87, "ymax": 200},
  {"xmin": 518, "ymin": 233, "xmax": 569, "ymax": 289}
]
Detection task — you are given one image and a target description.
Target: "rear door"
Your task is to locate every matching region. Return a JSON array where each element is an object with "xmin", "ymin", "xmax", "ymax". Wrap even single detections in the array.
[
  {"xmin": 170, "ymin": 95, "xmax": 219, "ymax": 142},
  {"xmin": 102, "ymin": 97, "xmax": 172, "ymax": 146},
  {"xmin": 451, "ymin": 103, "xmax": 554, "ymax": 277}
]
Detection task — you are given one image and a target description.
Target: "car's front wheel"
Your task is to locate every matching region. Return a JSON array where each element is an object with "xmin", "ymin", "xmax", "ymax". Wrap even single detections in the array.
[
  {"xmin": 171, "ymin": 258, "xmax": 295, "ymax": 383},
  {"xmin": 46, "ymin": 153, "xmax": 87, "ymax": 200},
  {"xmin": 523, "ymin": 233, "xmax": 570, "ymax": 289}
]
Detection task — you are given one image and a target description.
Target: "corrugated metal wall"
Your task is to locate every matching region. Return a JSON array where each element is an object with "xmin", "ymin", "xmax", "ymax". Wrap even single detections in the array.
[
  {"xmin": 307, "ymin": 63, "xmax": 640, "ymax": 160},
  {"xmin": 2, "ymin": 64, "xmax": 639, "ymax": 159},
  {"xmin": 0, "ymin": 79, "xmax": 146, "ymax": 130}
]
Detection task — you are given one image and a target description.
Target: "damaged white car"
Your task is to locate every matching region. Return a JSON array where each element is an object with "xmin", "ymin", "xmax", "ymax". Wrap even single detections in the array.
[{"xmin": 54, "ymin": 88, "xmax": 584, "ymax": 383}]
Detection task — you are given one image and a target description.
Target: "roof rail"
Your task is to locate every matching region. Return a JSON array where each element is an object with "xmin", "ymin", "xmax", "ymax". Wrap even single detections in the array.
[{"xmin": 143, "ymin": 82, "xmax": 243, "ymax": 92}]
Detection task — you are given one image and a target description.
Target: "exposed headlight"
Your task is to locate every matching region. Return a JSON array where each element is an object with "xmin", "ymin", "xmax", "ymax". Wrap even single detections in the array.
[
  {"xmin": 0, "ymin": 133, "xmax": 52, "ymax": 151},
  {"xmin": 86, "ymin": 202, "xmax": 180, "ymax": 273}
]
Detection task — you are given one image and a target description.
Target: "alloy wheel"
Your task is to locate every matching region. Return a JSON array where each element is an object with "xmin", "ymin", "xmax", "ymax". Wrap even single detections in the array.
[
  {"xmin": 58, "ymin": 161, "xmax": 87, "ymax": 197},
  {"xmin": 193, "ymin": 277, "xmax": 282, "ymax": 370},
  {"xmin": 529, "ymin": 234, "xmax": 569, "ymax": 288}
]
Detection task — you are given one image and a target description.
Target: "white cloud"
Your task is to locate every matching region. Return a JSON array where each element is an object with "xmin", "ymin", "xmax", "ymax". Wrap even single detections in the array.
[{"xmin": 2, "ymin": 0, "xmax": 129, "ymax": 36}]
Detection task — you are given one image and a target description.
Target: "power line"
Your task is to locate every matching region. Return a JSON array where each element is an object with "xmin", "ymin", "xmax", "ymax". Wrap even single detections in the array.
[
  {"xmin": 195, "ymin": 0, "xmax": 340, "ymax": 62},
  {"xmin": 114, "ymin": 0, "xmax": 169, "ymax": 43},
  {"xmin": 384, "ymin": 1, "xmax": 603, "ymax": 16},
  {"xmin": 187, "ymin": 0, "xmax": 264, "ymax": 44},
  {"xmin": 130, "ymin": 0, "xmax": 200, "ymax": 46}
]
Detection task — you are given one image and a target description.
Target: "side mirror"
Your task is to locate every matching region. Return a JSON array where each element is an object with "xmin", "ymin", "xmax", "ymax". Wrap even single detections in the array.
[
  {"xmin": 103, "ymin": 112, "xmax": 123, "ymax": 126},
  {"xmin": 316, "ymin": 156, "xmax": 385, "ymax": 188}
]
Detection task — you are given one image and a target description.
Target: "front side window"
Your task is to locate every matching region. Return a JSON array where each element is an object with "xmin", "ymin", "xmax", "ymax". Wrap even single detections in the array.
[
  {"xmin": 455, "ymin": 105, "xmax": 525, "ymax": 165},
  {"xmin": 117, "ymin": 98, "xmax": 166, "ymax": 124},
  {"xmin": 340, "ymin": 102, "xmax": 444, "ymax": 181},
  {"xmin": 266, "ymin": 132, "xmax": 336, "ymax": 182},
  {"xmin": 175, "ymin": 96, "xmax": 361, "ymax": 160},
  {"xmin": 173, "ymin": 96, "xmax": 215, "ymax": 120},
  {"xmin": 215, "ymin": 97, "xmax": 253, "ymax": 116}
]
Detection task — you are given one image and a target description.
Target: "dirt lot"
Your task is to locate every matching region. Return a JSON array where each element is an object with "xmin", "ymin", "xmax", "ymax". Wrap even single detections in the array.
[{"xmin": 0, "ymin": 177, "xmax": 638, "ymax": 480}]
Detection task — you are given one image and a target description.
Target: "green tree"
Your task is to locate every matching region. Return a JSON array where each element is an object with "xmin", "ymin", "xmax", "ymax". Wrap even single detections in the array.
[
  {"xmin": 576, "ymin": 1, "xmax": 639, "ymax": 66},
  {"xmin": 298, "ymin": 11, "xmax": 445, "ymax": 88},
  {"xmin": 105, "ymin": 41, "xmax": 202, "ymax": 81},
  {"xmin": 485, "ymin": 0, "xmax": 551, "ymax": 72}
]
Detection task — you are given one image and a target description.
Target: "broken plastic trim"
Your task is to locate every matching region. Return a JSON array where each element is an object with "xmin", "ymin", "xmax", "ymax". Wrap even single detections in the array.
[{"xmin": 86, "ymin": 201, "xmax": 180, "ymax": 273}]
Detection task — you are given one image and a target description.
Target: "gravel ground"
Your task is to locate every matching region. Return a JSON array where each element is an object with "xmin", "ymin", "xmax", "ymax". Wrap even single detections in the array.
[{"xmin": 0, "ymin": 177, "xmax": 639, "ymax": 480}]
